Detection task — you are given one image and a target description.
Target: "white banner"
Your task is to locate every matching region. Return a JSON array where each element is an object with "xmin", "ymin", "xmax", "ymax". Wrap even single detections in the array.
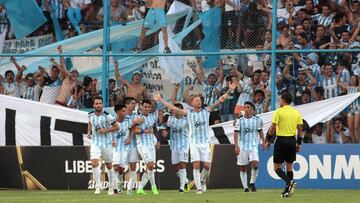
[
  {"xmin": 209, "ymin": 93, "xmax": 360, "ymax": 144},
  {"xmin": 2, "ymin": 34, "xmax": 53, "ymax": 54},
  {"xmin": 1, "ymin": 93, "xmax": 358, "ymax": 146},
  {"xmin": 0, "ymin": 95, "xmax": 90, "ymax": 146}
]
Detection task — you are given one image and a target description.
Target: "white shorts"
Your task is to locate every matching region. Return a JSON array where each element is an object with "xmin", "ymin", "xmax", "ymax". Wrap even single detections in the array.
[
  {"xmin": 127, "ymin": 148, "xmax": 140, "ymax": 163},
  {"xmin": 171, "ymin": 150, "xmax": 189, "ymax": 165},
  {"xmin": 236, "ymin": 149, "xmax": 259, "ymax": 166},
  {"xmin": 90, "ymin": 145, "xmax": 112, "ymax": 163},
  {"xmin": 112, "ymin": 149, "xmax": 129, "ymax": 168},
  {"xmin": 190, "ymin": 143, "xmax": 211, "ymax": 163},
  {"xmin": 137, "ymin": 145, "xmax": 156, "ymax": 164}
]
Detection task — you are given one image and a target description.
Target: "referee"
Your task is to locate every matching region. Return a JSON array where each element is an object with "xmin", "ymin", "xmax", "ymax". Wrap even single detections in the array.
[{"xmin": 265, "ymin": 91, "xmax": 303, "ymax": 198}]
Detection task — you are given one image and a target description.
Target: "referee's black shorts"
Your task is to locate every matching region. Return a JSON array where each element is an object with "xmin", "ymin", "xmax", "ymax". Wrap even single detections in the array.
[{"xmin": 273, "ymin": 136, "xmax": 296, "ymax": 164}]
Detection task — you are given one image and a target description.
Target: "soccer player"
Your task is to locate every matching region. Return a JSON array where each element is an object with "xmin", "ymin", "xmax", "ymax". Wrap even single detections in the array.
[
  {"xmin": 131, "ymin": 0, "xmax": 171, "ymax": 53},
  {"xmin": 123, "ymin": 97, "xmax": 142, "ymax": 195},
  {"xmin": 154, "ymin": 84, "xmax": 236, "ymax": 194},
  {"xmin": 234, "ymin": 101, "xmax": 265, "ymax": 192},
  {"xmin": 265, "ymin": 91, "xmax": 303, "ymax": 198},
  {"xmin": 87, "ymin": 96, "xmax": 119, "ymax": 195},
  {"xmin": 166, "ymin": 103, "xmax": 190, "ymax": 193},
  {"xmin": 135, "ymin": 99, "xmax": 160, "ymax": 195},
  {"xmin": 112, "ymin": 103, "xmax": 141, "ymax": 194}
]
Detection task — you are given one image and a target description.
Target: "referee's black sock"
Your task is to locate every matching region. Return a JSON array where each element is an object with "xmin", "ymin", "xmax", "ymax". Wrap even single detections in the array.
[
  {"xmin": 275, "ymin": 168, "xmax": 291, "ymax": 185},
  {"xmin": 287, "ymin": 171, "xmax": 294, "ymax": 180}
]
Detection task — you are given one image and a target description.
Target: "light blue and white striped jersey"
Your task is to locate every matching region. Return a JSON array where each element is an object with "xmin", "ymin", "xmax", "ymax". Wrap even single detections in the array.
[
  {"xmin": 254, "ymin": 102, "xmax": 265, "ymax": 115},
  {"xmin": 204, "ymin": 81, "xmax": 222, "ymax": 107},
  {"xmin": 125, "ymin": 113, "xmax": 137, "ymax": 149},
  {"xmin": 312, "ymin": 13, "xmax": 333, "ymax": 27},
  {"xmin": 234, "ymin": 115, "xmax": 263, "ymax": 150},
  {"xmin": 320, "ymin": 75, "xmax": 338, "ymax": 99},
  {"xmin": 21, "ymin": 83, "xmax": 36, "ymax": 101},
  {"xmin": 338, "ymin": 69, "xmax": 350, "ymax": 94},
  {"xmin": 113, "ymin": 118, "xmax": 131, "ymax": 152},
  {"xmin": 3, "ymin": 81, "xmax": 20, "ymax": 97},
  {"xmin": 88, "ymin": 111, "xmax": 116, "ymax": 148},
  {"xmin": 167, "ymin": 116, "xmax": 189, "ymax": 151},
  {"xmin": 50, "ymin": 0, "xmax": 65, "ymax": 19},
  {"xmin": 136, "ymin": 112, "xmax": 158, "ymax": 147},
  {"xmin": 348, "ymin": 86, "xmax": 360, "ymax": 109},
  {"xmin": 236, "ymin": 78, "xmax": 262, "ymax": 106},
  {"xmin": 187, "ymin": 108, "xmax": 210, "ymax": 144}
]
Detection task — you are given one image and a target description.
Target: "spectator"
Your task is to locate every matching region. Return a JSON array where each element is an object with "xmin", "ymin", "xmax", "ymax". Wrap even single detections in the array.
[
  {"xmin": 114, "ymin": 60, "xmax": 148, "ymax": 102},
  {"xmin": 223, "ymin": 0, "xmax": 242, "ymax": 49},
  {"xmin": 54, "ymin": 46, "xmax": 80, "ymax": 107},
  {"xmin": 82, "ymin": 76, "xmax": 94, "ymax": 108},
  {"xmin": 282, "ymin": 58, "xmax": 316, "ymax": 105},
  {"xmin": 326, "ymin": 117, "xmax": 352, "ymax": 144},
  {"xmin": 308, "ymin": 123, "xmax": 328, "ymax": 144},
  {"xmin": 125, "ymin": 0, "xmax": 143, "ymax": 22},
  {"xmin": 320, "ymin": 63, "xmax": 339, "ymax": 100},
  {"xmin": 304, "ymin": 0, "xmax": 317, "ymax": 15},
  {"xmin": 96, "ymin": 0, "xmax": 127, "ymax": 25},
  {"xmin": 263, "ymin": 30, "xmax": 272, "ymax": 50},
  {"xmin": 338, "ymin": 74, "xmax": 360, "ymax": 143},
  {"xmin": 312, "ymin": 86, "xmax": 325, "ymax": 101},
  {"xmin": 312, "ymin": 4, "xmax": 334, "ymax": 27},
  {"xmin": 10, "ymin": 57, "xmax": 38, "ymax": 101},
  {"xmin": 220, "ymin": 75, "xmax": 241, "ymax": 122},
  {"xmin": 235, "ymin": 69, "xmax": 263, "ymax": 116},
  {"xmin": 276, "ymin": 24, "xmax": 292, "ymax": 48},
  {"xmin": 300, "ymin": 89, "xmax": 312, "ymax": 104},
  {"xmin": 313, "ymin": 24, "xmax": 331, "ymax": 48},
  {"xmin": 247, "ymin": 43, "xmax": 270, "ymax": 75},
  {"xmin": 253, "ymin": 89, "xmax": 269, "ymax": 115},
  {"xmin": 197, "ymin": 60, "xmax": 224, "ymax": 125},
  {"xmin": 67, "ymin": 83, "xmax": 83, "ymax": 109},
  {"xmin": 2, "ymin": 69, "xmax": 20, "ymax": 97},
  {"xmin": 108, "ymin": 78, "xmax": 118, "ymax": 107},
  {"xmin": 64, "ymin": 0, "xmax": 92, "ymax": 34}
]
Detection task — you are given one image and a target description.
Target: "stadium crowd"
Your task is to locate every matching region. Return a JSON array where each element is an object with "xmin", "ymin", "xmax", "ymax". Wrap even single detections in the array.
[{"xmin": 0, "ymin": 0, "xmax": 360, "ymax": 144}]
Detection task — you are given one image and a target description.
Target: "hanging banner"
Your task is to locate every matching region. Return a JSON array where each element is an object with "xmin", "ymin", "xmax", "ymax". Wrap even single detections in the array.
[
  {"xmin": 0, "ymin": 93, "xmax": 359, "ymax": 146},
  {"xmin": 2, "ymin": 34, "xmax": 53, "ymax": 54}
]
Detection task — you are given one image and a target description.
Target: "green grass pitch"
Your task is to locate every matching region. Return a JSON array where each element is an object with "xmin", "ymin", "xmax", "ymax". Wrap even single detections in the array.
[{"xmin": 0, "ymin": 189, "xmax": 358, "ymax": 203}]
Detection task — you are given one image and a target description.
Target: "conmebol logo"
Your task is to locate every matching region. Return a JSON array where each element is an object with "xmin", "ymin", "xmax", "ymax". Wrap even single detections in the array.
[{"xmin": 267, "ymin": 155, "xmax": 360, "ymax": 180}]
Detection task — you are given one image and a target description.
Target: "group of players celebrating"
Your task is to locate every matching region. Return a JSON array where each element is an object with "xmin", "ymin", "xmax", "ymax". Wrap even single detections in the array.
[{"xmin": 87, "ymin": 86, "xmax": 301, "ymax": 198}]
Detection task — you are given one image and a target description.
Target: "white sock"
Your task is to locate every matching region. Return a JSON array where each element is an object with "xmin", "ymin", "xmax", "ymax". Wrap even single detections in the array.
[
  {"xmin": 107, "ymin": 168, "xmax": 114, "ymax": 190},
  {"xmin": 113, "ymin": 170, "xmax": 119, "ymax": 190},
  {"xmin": 193, "ymin": 169, "xmax": 201, "ymax": 190},
  {"xmin": 148, "ymin": 170, "xmax": 156, "ymax": 187},
  {"xmin": 139, "ymin": 172, "xmax": 149, "ymax": 190},
  {"xmin": 179, "ymin": 169, "xmax": 186, "ymax": 190},
  {"xmin": 201, "ymin": 169, "xmax": 209, "ymax": 183},
  {"xmin": 128, "ymin": 171, "xmax": 136, "ymax": 191},
  {"xmin": 93, "ymin": 165, "xmax": 101, "ymax": 189},
  {"xmin": 240, "ymin": 171, "xmax": 248, "ymax": 189},
  {"xmin": 250, "ymin": 168, "xmax": 258, "ymax": 184}
]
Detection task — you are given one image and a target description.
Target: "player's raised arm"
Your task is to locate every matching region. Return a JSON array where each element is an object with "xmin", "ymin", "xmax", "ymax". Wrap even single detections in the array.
[{"xmin": 153, "ymin": 92, "xmax": 187, "ymax": 116}]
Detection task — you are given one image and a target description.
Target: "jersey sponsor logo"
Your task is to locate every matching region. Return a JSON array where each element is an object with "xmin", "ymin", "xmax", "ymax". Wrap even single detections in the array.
[{"xmin": 194, "ymin": 121, "xmax": 206, "ymax": 128}]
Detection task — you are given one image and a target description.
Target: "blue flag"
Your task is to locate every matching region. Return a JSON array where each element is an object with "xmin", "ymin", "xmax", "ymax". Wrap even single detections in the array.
[
  {"xmin": 0, "ymin": 0, "xmax": 47, "ymax": 39},
  {"xmin": 199, "ymin": 7, "xmax": 222, "ymax": 69}
]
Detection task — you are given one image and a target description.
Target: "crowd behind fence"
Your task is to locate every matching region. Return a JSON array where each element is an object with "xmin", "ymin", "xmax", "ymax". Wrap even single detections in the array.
[{"xmin": 0, "ymin": 0, "xmax": 360, "ymax": 144}]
